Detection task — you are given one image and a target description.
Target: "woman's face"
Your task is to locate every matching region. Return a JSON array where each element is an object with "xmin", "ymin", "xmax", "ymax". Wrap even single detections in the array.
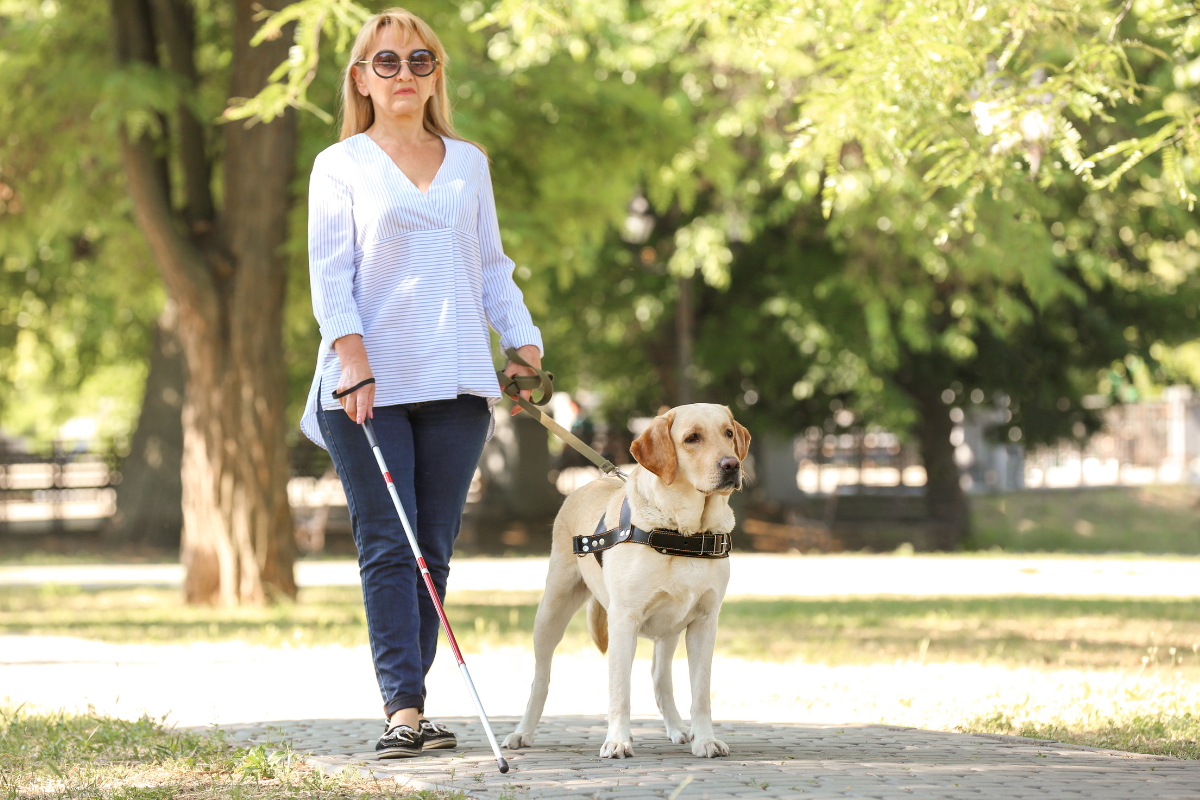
[{"xmin": 352, "ymin": 26, "xmax": 438, "ymax": 122}]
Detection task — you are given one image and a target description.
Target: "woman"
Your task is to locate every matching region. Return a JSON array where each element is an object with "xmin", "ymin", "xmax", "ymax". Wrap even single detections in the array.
[{"xmin": 299, "ymin": 8, "xmax": 544, "ymax": 758}]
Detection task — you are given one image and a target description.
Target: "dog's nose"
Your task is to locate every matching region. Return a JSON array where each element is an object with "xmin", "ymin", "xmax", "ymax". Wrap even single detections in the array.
[{"xmin": 719, "ymin": 456, "xmax": 740, "ymax": 473}]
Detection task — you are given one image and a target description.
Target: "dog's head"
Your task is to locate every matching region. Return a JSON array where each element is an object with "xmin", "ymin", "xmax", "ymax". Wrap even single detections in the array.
[{"xmin": 629, "ymin": 404, "xmax": 751, "ymax": 494}]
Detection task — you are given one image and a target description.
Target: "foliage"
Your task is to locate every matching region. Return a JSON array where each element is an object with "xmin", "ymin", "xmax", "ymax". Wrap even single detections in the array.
[
  {"xmin": 477, "ymin": 0, "xmax": 1200, "ymax": 214},
  {"xmin": 0, "ymin": 0, "xmax": 162, "ymax": 448}
]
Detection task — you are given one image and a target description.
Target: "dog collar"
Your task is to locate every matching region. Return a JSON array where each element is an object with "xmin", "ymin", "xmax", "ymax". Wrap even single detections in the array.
[{"xmin": 573, "ymin": 496, "xmax": 732, "ymax": 567}]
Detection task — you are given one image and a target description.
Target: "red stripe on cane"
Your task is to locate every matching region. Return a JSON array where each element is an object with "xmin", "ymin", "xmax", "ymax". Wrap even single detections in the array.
[
  {"xmin": 384, "ymin": 471, "xmax": 392, "ymax": 483},
  {"xmin": 421, "ymin": 570, "xmax": 464, "ymax": 664}
]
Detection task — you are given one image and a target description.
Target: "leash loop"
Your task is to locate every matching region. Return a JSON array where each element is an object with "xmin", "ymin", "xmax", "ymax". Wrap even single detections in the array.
[
  {"xmin": 496, "ymin": 347, "xmax": 628, "ymax": 482},
  {"xmin": 497, "ymin": 346, "xmax": 555, "ymax": 406}
]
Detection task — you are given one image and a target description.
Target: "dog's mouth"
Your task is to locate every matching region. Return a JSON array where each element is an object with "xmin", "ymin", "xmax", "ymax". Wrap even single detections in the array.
[{"xmin": 710, "ymin": 474, "xmax": 742, "ymax": 494}]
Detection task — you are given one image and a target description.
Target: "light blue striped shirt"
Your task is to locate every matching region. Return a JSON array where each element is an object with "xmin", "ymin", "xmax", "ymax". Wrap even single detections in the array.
[{"xmin": 300, "ymin": 133, "xmax": 543, "ymax": 449}]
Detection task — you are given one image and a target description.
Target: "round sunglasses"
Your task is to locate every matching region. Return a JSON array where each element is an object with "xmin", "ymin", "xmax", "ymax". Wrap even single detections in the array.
[{"xmin": 357, "ymin": 49, "xmax": 438, "ymax": 79}]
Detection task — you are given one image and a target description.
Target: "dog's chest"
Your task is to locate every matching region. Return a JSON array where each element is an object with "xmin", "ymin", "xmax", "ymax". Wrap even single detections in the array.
[{"xmin": 629, "ymin": 559, "xmax": 729, "ymax": 639}]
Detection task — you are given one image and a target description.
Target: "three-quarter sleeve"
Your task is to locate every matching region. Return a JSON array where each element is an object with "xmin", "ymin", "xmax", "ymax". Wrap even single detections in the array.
[
  {"xmin": 309, "ymin": 152, "xmax": 364, "ymax": 344},
  {"xmin": 477, "ymin": 156, "xmax": 544, "ymax": 355}
]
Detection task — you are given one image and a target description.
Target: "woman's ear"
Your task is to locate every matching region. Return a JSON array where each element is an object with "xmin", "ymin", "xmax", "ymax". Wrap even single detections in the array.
[
  {"xmin": 726, "ymin": 407, "xmax": 751, "ymax": 461},
  {"xmin": 351, "ymin": 65, "xmax": 370, "ymax": 97},
  {"xmin": 630, "ymin": 411, "xmax": 677, "ymax": 485}
]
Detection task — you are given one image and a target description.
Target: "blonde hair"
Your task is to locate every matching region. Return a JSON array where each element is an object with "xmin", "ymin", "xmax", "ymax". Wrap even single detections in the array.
[{"xmin": 339, "ymin": 7, "xmax": 483, "ymax": 153}]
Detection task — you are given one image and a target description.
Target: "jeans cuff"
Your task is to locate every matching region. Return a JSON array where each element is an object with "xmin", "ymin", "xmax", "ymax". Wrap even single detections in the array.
[{"xmin": 384, "ymin": 695, "xmax": 426, "ymax": 718}]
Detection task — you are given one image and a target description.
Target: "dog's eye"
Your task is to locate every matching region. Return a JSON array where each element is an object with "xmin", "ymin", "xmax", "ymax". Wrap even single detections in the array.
[
  {"xmin": 684, "ymin": 432, "xmax": 700, "ymax": 444},
  {"xmin": 725, "ymin": 429, "xmax": 734, "ymax": 438}
]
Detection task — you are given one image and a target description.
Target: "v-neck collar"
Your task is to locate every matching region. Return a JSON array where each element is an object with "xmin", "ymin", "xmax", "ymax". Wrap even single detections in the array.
[{"xmin": 359, "ymin": 132, "xmax": 449, "ymax": 197}]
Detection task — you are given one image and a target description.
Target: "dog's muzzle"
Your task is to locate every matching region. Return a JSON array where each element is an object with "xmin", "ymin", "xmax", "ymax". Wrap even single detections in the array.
[{"xmin": 715, "ymin": 456, "xmax": 741, "ymax": 490}]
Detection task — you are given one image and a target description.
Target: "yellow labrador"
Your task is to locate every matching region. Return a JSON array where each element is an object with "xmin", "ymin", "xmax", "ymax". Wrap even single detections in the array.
[{"xmin": 502, "ymin": 403, "xmax": 750, "ymax": 759}]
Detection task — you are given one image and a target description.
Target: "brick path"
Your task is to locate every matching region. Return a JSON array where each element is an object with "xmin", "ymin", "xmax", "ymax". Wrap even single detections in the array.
[{"xmin": 219, "ymin": 715, "xmax": 1200, "ymax": 799}]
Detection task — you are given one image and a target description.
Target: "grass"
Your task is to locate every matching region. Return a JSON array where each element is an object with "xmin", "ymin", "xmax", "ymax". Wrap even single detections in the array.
[
  {"xmin": 962, "ymin": 700, "xmax": 1200, "ymax": 760},
  {"xmin": 0, "ymin": 705, "xmax": 463, "ymax": 799},
  {"xmin": 971, "ymin": 485, "xmax": 1200, "ymax": 554},
  {"xmin": 5, "ymin": 586, "xmax": 1200, "ymax": 676}
]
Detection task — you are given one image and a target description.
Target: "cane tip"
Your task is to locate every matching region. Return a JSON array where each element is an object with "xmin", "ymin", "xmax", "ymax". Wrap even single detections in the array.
[{"xmin": 497, "ymin": 757, "xmax": 509, "ymax": 774}]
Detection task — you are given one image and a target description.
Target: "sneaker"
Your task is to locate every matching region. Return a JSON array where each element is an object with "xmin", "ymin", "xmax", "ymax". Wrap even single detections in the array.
[
  {"xmin": 376, "ymin": 723, "xmax": 423, "ymax": 759},
  {"xmin": 419, "ymin": 719, "xmax": 458, "ymax": 750}
]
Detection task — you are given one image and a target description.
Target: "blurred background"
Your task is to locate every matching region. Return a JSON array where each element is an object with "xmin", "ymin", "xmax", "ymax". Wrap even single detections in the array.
[{"xmin": 2, "ymin": 0, "xmax": 1200, "ymax": 764}]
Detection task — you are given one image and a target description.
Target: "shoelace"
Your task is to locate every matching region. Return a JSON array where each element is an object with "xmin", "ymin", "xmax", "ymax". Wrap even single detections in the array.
[{"xmin": 384, "ymin": 724, "xmax": 420, "ymax": 740}]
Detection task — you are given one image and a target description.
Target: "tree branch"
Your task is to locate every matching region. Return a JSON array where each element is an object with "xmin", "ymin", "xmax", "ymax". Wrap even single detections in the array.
[
  {"xmin": 111, "ymin": 0, "xmax": 219, "ymax": 326},
  {"xmin": 151, "ymin": 0, "xmax": 216, "ymax": 226}
]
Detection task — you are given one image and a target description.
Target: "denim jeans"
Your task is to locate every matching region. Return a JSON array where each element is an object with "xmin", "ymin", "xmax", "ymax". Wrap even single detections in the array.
[{"xmin": 319, "ymin": 395, "xmax": 490, "ymax": 717}]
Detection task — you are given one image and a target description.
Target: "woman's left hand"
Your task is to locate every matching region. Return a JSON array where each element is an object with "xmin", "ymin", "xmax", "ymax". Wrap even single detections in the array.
[{"xmin": 503, "ymin": 344, "xmax": 544, "ymax": 416}]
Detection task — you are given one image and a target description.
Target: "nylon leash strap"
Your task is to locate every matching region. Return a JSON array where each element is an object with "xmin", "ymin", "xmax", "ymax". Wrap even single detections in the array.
[{"xmin": 496, "ymin": 347, "xmax": 628, "ymax": 482}]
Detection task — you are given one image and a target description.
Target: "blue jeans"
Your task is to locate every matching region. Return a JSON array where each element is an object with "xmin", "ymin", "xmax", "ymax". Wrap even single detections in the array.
[{"xmin": 319, "ymin": 395, "xmax": 490, "ymax": 717}]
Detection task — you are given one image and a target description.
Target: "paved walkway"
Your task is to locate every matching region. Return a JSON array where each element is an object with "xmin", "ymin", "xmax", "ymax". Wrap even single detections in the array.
[
  {"xmin": 5, "ymin": 554, "xmax": 1200, "ymax": 597},
  {"xmin": 219, "ymin": 715, "xmax": 1200, "ymax": 799}
]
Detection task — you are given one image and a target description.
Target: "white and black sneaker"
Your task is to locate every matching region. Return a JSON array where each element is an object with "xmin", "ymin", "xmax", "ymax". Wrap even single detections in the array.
[
  {"xmin": 419, "ymin": 719, "xmax": 458, "ymax": 750},
  {"xmin": 376, "ymin": 723, "xmax": 423, "ymax": 759}
]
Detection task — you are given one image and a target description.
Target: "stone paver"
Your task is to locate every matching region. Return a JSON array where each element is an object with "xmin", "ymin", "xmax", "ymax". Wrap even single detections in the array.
[{"xmin": 216, "ymin": 715, "xmax": 1200, "ymax": 799}]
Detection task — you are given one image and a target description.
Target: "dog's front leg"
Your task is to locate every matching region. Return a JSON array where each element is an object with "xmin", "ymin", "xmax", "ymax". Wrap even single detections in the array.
[
  {"xmin": 652, "ymin": 634, "xmax": 691, "ymax": 744},
  {"xmin": 684, "ymin": 614, "xmax": 729, "ymax": 757},
  {"xmin": 600, "ymin": 613, "xmax": 638, "ymax": 758},
  {"xmin": 504, "ymin": 576, "xmax": 589, "ymax": 750}
]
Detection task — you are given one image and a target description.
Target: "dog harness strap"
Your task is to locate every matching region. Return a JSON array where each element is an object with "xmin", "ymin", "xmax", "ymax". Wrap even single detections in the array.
[{"xmin": 572, "ymin": 497, "xmax": 732, "ymax": 563}]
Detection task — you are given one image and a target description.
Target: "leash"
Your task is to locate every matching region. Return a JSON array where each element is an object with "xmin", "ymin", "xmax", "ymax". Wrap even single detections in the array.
[
  {"xmin": 496, "ymin": 347, "xmax": 628, "ymax": 482},
  {"xmin": 498, "ymin": 348, "xmax": 732, "ymax": 566}
]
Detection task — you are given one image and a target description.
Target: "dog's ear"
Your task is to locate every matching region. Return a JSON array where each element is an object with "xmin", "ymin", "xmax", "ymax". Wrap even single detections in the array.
[
  {"xmin": 726, "ymin": 407, "xmax": 752, "ymax": 461},
  {"xmin": 630, "ymin": 411, "xmax": 677, "ymax": 485}
]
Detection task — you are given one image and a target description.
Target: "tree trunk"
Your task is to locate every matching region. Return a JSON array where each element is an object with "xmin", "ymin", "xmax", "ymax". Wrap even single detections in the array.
[
  {"xmin": 111, "ymin": 0, "xmax": 297, "ymax": 603},
  {"xmin": 911, "ymin": 384, "xmax": 971, "ymax": 551},
  {"xmin": 104, "ymin": 304, "xmax": 186, "ymax": 548}
]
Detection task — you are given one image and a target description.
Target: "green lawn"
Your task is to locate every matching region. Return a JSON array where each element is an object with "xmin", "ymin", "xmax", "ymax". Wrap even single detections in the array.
[
  {"xmin": 0, "ymin": 706, "xmax": 461, "ymax": 800},
  {"xmin": 962, "ymin": 707, "xmax": 1200, "ymax": 760},
  {"xmin": 971, "ymin": 485, "xmax": 1200, "ymax": 554},
  {"xmin": 5, "ymin": 585, "xmax": 1200, "ymax": 676}
]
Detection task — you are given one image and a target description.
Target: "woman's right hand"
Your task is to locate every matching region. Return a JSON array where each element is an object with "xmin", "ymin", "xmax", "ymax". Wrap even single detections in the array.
[{"xmin": 333, "ymin": 334, "xmax": 375, "ymax": 424}]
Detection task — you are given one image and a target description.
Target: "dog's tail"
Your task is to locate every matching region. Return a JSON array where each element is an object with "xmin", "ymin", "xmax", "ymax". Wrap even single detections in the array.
[{"xmin": 586, "ymin": 597, "xmax": 608, "ymax": 654}]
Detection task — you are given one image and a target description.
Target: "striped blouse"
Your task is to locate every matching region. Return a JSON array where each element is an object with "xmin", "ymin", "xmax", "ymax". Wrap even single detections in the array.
[{"xmin": 300, "ymin": 133, "xmax": 543, "ymax": 449}]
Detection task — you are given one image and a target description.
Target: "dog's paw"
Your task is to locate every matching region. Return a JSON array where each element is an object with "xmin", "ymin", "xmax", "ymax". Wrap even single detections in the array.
[
  {"xmin": 691, "ymin": 738, "xmax": 729, "ymax": 758},
  {"xmin": 668, "ymin": 726, "xmax": 693, "ymax": 745},
  {"xmin": 599, "ymin": 739, "xmax": 634, "ymax": 759},
  {"xmin": 502, "ymin": 731, "xmax": 534, "ymax": 749}
]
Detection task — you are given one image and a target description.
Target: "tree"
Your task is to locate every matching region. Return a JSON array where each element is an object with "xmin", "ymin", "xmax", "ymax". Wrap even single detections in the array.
[{"xmin": 108, "ymin": 0, "xmax": 298, "ymax": 603}]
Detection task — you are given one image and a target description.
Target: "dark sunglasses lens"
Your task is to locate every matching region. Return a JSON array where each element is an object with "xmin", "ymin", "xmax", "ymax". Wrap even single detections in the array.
[
  {"xmin": 409, "ymin": 50, "xmax": 436, "ymax": 76},
  {"xmin": 373, "ymin": 52, "xmax": 400, "ymax": 77}
]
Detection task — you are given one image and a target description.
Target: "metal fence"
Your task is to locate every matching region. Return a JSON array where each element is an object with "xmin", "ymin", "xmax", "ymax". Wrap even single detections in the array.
[
  {"xmin": 0, "ymin": 448, "xmax": 118, "ymax": 534},
  {"xmin": 752, "ymin": 387, "xmax": 1200, "ymax": 503}
]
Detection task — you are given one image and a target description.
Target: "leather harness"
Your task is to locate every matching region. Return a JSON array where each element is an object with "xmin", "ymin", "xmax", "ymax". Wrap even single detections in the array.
[{"xmin": 572, "ymin": 496, "xmax": 732, "ymax": 567}]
